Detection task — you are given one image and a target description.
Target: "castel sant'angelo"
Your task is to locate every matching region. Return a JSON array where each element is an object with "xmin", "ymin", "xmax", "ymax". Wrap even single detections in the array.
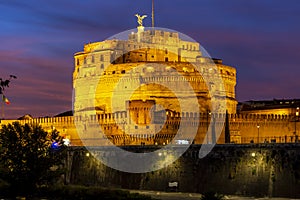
[{"xmin": 1, "ymin": 14, "xmax": 300, "ymax": 146}]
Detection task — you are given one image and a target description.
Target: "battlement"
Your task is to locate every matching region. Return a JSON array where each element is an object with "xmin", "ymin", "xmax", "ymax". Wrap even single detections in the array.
[
  {"xmin": 1, "ymin": 110, "xmax": 298, "ymax": 146},
  {"xmin": 128, "ymin": 29, "xmax": 181, "ymax": 45},
  {"xmin": 229, "ymin": 113, "xmax": 292, "ymax": 120},
  {"xmin": 0, "ymin": 112, "xmax": 290, "ymax": 125},
  {"xmin": 0, "ymin": 116, "xmax": 74, "ymax": 126}
]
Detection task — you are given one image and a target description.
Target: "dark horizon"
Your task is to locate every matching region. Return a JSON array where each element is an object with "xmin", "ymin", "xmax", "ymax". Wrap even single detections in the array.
[{"xmin": 1, "ymin": 0, "xmax": 300, "ymax": 119}]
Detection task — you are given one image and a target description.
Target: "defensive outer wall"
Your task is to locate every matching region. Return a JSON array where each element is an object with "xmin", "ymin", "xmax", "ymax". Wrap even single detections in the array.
[
  {"xmin": 0, "ymin": 112, "xmax": 298, "ymax": 146},
  {"xmin": 64, "ymin": 144, "xmax": 300, "ymax": 198},
  {"xmin": 1, "ymin": 117, "xmax": 300, "ymax": 197}
]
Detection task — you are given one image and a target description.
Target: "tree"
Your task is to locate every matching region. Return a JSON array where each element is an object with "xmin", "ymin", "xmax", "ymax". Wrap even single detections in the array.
[
  {"xmin": 225, "ymin": 110, "xmax": 231, "ymax": 143},
  {"xmin": 0, "ymin": 122, "xmax": 66, "ymax": 195},
  {"xmin": 200, "ymin": 191, "xmax": 224, "ymax": 200}
]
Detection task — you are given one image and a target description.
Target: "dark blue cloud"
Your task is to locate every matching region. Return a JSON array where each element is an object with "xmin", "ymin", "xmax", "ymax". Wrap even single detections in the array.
[{"xmin": 0, "ymin": 0, "xmax": 300, "ymax": 118}]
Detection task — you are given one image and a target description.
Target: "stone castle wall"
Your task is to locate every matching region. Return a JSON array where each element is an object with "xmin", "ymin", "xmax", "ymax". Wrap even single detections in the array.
[
  {"xmin": 73, "ymin": 61, "xmax": 237, "ymax": 113},
  {"xmin": 65, "ymin": 144, "xmax": 300, "ymax": 198},
  {"xmin": 1, "ymin": 118, "xmax": 299, "ymax": 197},
  {"xmin": 1, "ymin": 112, "xmax": 299, "ymax": 147},
  {"xmin": 0, "ymin": 116, "xmax": 83, "ymax": 146}
]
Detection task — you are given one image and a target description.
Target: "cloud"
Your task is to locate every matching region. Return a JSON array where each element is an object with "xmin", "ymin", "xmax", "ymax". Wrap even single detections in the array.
[
  {"xmin": 0, "ymin": 45, "xmax": 73, "ymax": 119},
  {"xmin": 1, "ymin": 0, "xmax": 300, "ymax": 118}
]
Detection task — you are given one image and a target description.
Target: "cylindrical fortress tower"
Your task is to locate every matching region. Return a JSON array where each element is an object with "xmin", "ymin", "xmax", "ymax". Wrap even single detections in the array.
[{"xmin": 73, "ymin": 27, "xmax": 237, "ymax": 146}]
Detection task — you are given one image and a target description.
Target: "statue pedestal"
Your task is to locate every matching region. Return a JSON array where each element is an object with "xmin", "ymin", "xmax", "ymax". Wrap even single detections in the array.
[
  {"xmin": 137, "ymin": 26, "xmax": 145, "ymax": 33},
  {"xmin": 137, "ymin": 26, "xmax": 144, "ymax": 42}
]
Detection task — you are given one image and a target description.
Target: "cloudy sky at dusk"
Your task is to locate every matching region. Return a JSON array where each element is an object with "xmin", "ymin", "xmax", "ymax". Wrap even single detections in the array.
[{"xmin": 1, "ymin": 0, "xmax": 300, "ymax": 119}]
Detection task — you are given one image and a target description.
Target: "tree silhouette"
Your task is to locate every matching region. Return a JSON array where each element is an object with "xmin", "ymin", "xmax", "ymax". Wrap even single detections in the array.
[
  {"xmin": 0, "ymin": 122, "xmax": 66, "ymax": 196},
  {"xmin": 0, "ymin": 75, "xmax": 17, "ymax": 94},
  {"xmin": 225, "ymin": 110, "xmax": 231, "ymax": 143}
]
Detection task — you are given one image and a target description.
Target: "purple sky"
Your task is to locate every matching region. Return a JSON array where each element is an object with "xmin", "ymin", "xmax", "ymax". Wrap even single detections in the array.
[{"xmin": 1, "ymin": 0, "xmax": 300, "ymax": 119}]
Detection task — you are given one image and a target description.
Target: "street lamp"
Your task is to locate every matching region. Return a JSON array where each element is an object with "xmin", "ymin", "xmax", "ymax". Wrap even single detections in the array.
[
  {"xmin": 257, "ymin": 125, "xmax": 260, "ymax": 143},
  {"xmin": 206, "ymin": 110, "xmax": 211, "ymax": 144},
  {"xmin": 295, "ymin": 107, "xmax": 299, "ymax": 142},
  {"xmin": 122, "ymin": 119, "xmax": 127, "ymax": 146}
]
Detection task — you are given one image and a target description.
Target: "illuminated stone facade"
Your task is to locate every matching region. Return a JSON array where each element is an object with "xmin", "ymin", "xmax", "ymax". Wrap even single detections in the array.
[
  {"xmin": 239, "ymin": 99, "xmax": 300, "ymax": 115},
  {"xmin": 71, "ymin": 27, "xmax": 238, "ymax": 145},
  {"xmin": 1, "ymin": 112, "xmax": 299, "ymax": 146},
  {"xmin": 73, "ymin": 29, "xmax": 237, "ymax": 115},
  {"xmin": 1, "ymin": 28, "xmax": 299, "ymax": 146}
]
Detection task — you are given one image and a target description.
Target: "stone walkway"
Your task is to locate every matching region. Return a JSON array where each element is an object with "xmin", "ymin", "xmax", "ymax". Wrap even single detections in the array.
[{"xmin": 129, "ymin": 190, "xmax": 300, "ymax": 200}]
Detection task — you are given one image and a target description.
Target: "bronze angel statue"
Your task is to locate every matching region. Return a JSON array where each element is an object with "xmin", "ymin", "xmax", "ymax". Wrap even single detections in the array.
[{"xmin": 135, "ymin": 14, "xmax": 147, "ymax": 27}]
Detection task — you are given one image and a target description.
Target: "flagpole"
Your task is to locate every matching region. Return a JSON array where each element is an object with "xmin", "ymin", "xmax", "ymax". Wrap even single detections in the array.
[
  {"xmin": 0, "ymin": 75, "xmax": 17, "ymax": 119},
  {"xmin": 152, "ymin": 0, "xmax": 155, "ymax": 28}
]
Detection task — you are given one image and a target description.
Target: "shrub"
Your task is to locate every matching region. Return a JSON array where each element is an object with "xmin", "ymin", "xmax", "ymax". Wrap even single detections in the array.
[
  {"xmin": 200, "ymin": 191, "xmax": 224, "ymax": 200},
  {"xmin": 37, "ymin": 185, "xmax": 158, "ymax": 200}
]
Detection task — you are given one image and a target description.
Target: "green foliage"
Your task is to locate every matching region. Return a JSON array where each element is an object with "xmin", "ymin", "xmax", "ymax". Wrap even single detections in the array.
[
  {"xmin": 200, "ymin": 191, "xmax": 224, "ymax": 200},
  {"xmin": 0, "ymin": 122, "xmax": 66, "ymax": 195}
]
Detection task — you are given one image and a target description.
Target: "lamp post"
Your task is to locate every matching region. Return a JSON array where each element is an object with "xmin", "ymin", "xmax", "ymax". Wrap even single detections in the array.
[
  {"xmin": 257, "ymin": 125, "xmax": 260, "ymax": 143},
  {"xmin": 295, "ymin": 107, "xmax": 299, "ymax": 142},
  {"xmin": 206, "ymin": 109, "xmax": 211, "ymax": 144},
  {"xmin": 122, "ymin": 119, "xmax": 127, "ymax": 146}
]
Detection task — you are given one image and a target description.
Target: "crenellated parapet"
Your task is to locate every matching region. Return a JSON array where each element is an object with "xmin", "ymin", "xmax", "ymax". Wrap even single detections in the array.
[
  {"xmin": 0, "ymin": 116, "xmax": 81, "ymax": 146},
  {"xmin": 228, "ymin": 113, "xmax": 292, "ymax": 121},
  {"xmin": 0, "ymin": 111, "xmax": 299, "ymax": 146}
]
